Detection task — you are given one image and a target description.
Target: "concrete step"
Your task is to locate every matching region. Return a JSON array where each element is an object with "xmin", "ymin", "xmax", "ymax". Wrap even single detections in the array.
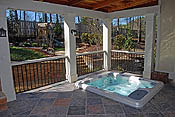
[{"xmin": 0, "ymin": 92, "xmax": 8, "ymax": 112}]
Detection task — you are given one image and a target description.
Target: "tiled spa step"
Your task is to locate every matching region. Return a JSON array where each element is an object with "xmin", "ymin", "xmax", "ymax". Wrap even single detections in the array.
[{"xmin": 0, "ymin": 91, "xmax": 8, "ymax": 112}]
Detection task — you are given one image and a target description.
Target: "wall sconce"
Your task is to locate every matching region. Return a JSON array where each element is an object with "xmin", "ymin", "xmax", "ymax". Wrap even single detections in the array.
[
  {"xmin": 71, "ymin": 29, "xmax": 77, "ymax": 36},
  {"xmin": 0, "ymin": 28, "xmax": 6, "ymax": 37}
]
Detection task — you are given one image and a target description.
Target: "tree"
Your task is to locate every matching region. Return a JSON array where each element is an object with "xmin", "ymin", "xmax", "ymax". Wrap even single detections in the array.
[
  {"xmin": 53, "ymin": 22, "xmax": 63, "ymax": 39},
  {"xmin": 7, "ymin": 9, "xmax": 19, "ymax": 38},
  {"xmin": 80, "ymin": 17, "xmax": 103, "ymax": 51}
]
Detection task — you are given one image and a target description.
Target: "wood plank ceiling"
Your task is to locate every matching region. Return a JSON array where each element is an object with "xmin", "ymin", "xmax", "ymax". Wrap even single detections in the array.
[{"xmin": 35, "ymin": 0, "xmax": 158, "ymax": 13}]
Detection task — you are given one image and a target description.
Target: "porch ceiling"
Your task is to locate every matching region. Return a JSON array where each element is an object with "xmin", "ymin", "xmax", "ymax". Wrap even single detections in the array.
[{"xmin": 35, "ymin": 0, "xmax": 158, "ymax": 13}]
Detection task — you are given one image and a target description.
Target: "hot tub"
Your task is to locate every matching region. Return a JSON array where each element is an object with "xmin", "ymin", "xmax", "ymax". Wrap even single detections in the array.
[{"xmin": 75, "ymin": 71, "xmax": 164, "ymax": 108}]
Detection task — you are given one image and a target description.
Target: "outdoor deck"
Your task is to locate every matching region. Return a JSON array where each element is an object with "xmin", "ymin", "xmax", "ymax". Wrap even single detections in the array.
[{"xmin": 0, "ymin": 82, "xmax": 175, "ymax": 117}]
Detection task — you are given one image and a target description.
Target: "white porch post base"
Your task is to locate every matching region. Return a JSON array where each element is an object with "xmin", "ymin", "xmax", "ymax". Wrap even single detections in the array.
[
  {"xmin": 0, "ymin": 6, "xmax": 16, "ymax": 102},
  {"xmin": 143, "ymin": 14, "xmax": 156, "ymax": 79},
  {"xmin": 103, "ymin": 18, "xmax": 112, "ymax": 71},
  {"xmin": 66, "ymin": 74, "xmax": 78, "ymax": 83},
  {"xmin": 64, "ymin": 13, "xmax": 78, "ymax": 83}
]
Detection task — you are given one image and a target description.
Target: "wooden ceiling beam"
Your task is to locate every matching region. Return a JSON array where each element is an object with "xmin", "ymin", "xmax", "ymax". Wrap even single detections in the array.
[
  {"xmin": 67, "ymin": 0, "xmax": 84, "ymax": 6},
  {"xmin": 107, "ymin": 0, "xmax": 157, "ymax": 12},
  {"xmin": 92, "ymin": 0, "xmax": 120, "ymax": 10}
]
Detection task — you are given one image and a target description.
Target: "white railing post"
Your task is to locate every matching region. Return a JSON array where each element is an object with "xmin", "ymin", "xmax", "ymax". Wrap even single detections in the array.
[
  {"xmin": 64, "ymin": 13, "xmax": 78, "ymax": 83},
  {"xmin": 103, "ymin": 18, "xmax": 112, "ymax": 71},
  {"xmin": 0, "ymin": 6, "xmax": 16, "ymax": 102},
  {"xmin": 143, "ymin": 14, "xmax": 156, "ymax": 79}
]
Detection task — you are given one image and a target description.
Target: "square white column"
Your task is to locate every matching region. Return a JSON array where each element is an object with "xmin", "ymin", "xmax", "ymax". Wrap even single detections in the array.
[
  {"xmin": 103, "ymin": 18, "xmax": 112, "ymax": 71},
  {"xmin": 0, "ymin": 6, "xmax": 16, "ymax": 102},
  {"xmin": 64, "ymin": 13, "xmax": 78, "ymax": 83},
  {"xmin": 143, "ymin": 14, "xmax": 156, "ymax": 79}
]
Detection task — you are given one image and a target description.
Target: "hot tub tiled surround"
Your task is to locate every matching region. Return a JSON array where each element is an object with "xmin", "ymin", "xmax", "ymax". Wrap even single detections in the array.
[{"xmin": 76, "ymin": 71, "xmax": 164, "ymax": 108}]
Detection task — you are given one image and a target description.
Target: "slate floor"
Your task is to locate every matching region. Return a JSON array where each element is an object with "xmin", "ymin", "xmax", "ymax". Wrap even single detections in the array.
[{"xmin": 1, "ymin": 82, "xmax": 175, "ymax": 117}]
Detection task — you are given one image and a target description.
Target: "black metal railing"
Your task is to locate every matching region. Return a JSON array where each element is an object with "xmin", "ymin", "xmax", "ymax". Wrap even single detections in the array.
[
  {"xmin": 111, "ymin": 50, "xmax": 144, "ymax": 74},
  {"xmin": 76, "ymin": 51, "xmax": 104, "ymax": 76},
  {"xmin": 11, "ymin": 56, "xmax": 67, "ymax": 93}
]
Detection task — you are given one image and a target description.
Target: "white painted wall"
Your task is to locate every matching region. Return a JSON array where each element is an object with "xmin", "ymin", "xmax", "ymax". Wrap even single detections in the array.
[
  {"xmin": 64, "ymin": 14, "xmax": 78, "ymax": 83},
  {"xmin": 0, "ymin": 6, "xmax": 16, "ymax": 102},
  {"xmin": 156, "ymin": 0, "xmax": 175, "ymax": 79},
  {"xmin": 143, "ymin": 14, "xmax": 156, "ymax": 79},
  {"xmin": 103, "ymin": 18, "xmax": 112, "ymax": 71}
]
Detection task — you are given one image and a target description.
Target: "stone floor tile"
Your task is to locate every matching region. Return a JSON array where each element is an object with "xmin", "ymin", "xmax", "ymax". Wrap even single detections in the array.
[
  {"xmin": 8, "ymin": 99, "xmax": 37, "ymax": 115},
  {"xmin": 104, "ymin": 104, "xmax": 124, "ymax": 114},
  {"xmin": 41, "ymin": 92, "xmax": 58, "ymax": 99},
  {"xmin": 142, "ymin": 112, "xmax": 164, "ymax": 117},
  {"xmin": 30, "ymin": 106, "xmax": 51, "ymax": 115},
  {"xmin": 72, "ymin": 89, "xmax": 86, "ymax": 98},
  {"xmin": 123, "ymin": 105, "xmax": 141, "ymax": 114},
  {"xmin": 67, "ymin": 115, "xmax": 85, "ymax": 117},
  {"xmin": 53, "ymin": 98, "xmax": 70, "ymax": 106},
  {"xmin": 49, "ymin": 105, "xmax": 68, "ymax": 115},
  {"xmin": 141, "ymin": 103, "xmax": 160, "ymax": 113},
  {"xmin": 125, "ymin": 113, "xmax": 141, "ymax": 117},
  {"xmin": 102, "ymin": 98, "xmax": 120, "ymax": 105},
  {"xmin": 86, "ymin": 114, "xmax": 106, "ymax": 117},
  {"xmin": 16, "ymin": 93, "xmax": 43, "ymax": 100},
  {"xmin": 57, "ymin": 91, "xmax": 73, "ymax": 99},
  {"xmin": 28, "ymin": 114, "xmax": 48, "ymax": 117},
  {"xmin": 48, "ymin": 114, "xmax": 67, "ymax": 117},
  {"xmin": 87, "ymin": 98, "xmax": 103, "ymax": 105},
  {"xmin": 0, "ymin": 110, "xmax": 13, "ymax": 117},
  {"xmin": 87, "ymin": 105, "xmax": 105, "ymax": 115},
  {"xmin": 36, "ymin": 98, "xmax": 55, "ymax": 107},
  {"xmin": 86, "ymin": 92, "xmax": 102, "ymax": 98},
  {"xmin": 70, "ymin": 97, "xmax": 86, "ymax": 106},
  {"xmin": 163, "ymin": 112, "xmax": 175, "ymax": 117},
  {"xmin": 3, "ymin": 83, "xmax": 175, "ymax": 117},
  {"xmin": 68, "ymin": 106, "xmax": 85, "ymax": 115}
]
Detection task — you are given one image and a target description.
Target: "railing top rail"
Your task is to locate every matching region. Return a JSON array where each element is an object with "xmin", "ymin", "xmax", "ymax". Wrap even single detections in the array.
[
  {"xmin": 11, "ymin": 55, "xmax": 68, "ymax": 66},
  {"xmin": 111, "ymin": 50, "xmax": 144, "ymax": 55},
  {"xmin": 76, "ymin": 50, "xmax": 105, "ymax": 56}
]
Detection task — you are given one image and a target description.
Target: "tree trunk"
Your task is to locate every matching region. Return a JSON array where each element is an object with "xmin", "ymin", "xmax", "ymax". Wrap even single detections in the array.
[
  {"xmin": 117, "ymin": 18, "xmax": 120, "ymax": 35},
  {"xmin": 50, "ymin": 14, "xmax": 52, "ymax": 23},
  {"xmin": 139, "ymin": 16, "xmax": 142, "ymax": 42},
  {"xmin": 44, "ymin": 13, "xmax": 47, "ymax": 23}
]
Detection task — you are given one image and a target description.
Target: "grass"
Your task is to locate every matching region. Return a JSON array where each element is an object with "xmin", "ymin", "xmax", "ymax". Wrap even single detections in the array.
[
  {"xmin": 54, "ymin": 47, "xmax": 65, "ymax": 51},
  {"xmin": 10, "ymin": 47, "xmax": 46, "ymax": 61}
]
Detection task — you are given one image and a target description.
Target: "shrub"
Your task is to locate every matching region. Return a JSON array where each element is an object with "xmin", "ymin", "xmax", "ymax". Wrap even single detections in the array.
[
  {"xmin": 23, "ymin": 42, "xmax": 31, "ymax": 47},
  {"xmin": 113, "ymin": 31, "xmax": 135, "ymax": 51},
  {"xmin": 32, "ymin": 43, "xmax": 38, "ymax": 47},
  {"xmin": 113, "ymin": 35, "xmax": 126, "ymax": 50},
  {"xmin": 124, "ymin": 30, "xmax": 135, "ymax": 51},
  {"xmin": 42, "ymin": 43, "xmax": 47, "ymax": 49},
  {"xmin": 81, "ymin": 33, "xmax": 102, "ymax": 45}
]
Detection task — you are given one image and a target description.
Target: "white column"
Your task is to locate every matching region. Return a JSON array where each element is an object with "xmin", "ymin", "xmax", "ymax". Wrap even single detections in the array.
[
  {"xmin": 64, "ymin": 13, "xmax": 78, "ymax": 83},
  {"xmin": 143, "ymin": 14, "xmax": 156, "ymax": 79},
  {"xmin": 103, "ymin": 18, "xmax": 112, "ymax": 71},
  {"xmin": 0, "ymin": 6, "xmax": 16, "ymax": 101}
]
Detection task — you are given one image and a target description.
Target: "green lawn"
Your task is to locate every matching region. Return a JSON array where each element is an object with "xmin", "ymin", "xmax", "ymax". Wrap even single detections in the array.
[
  {"xmin": 54, "ymin": 47, "xmax": 65, "ymax": 51},
  {"xmin": 10, "ymin": 47, "xmax": 46, "ymax": 61}
]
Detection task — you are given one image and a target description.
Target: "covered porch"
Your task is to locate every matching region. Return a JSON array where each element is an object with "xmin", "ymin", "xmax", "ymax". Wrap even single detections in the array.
[{"xmin": 0, "ymin": 0, "xmax": 175, "ymax": 116}]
